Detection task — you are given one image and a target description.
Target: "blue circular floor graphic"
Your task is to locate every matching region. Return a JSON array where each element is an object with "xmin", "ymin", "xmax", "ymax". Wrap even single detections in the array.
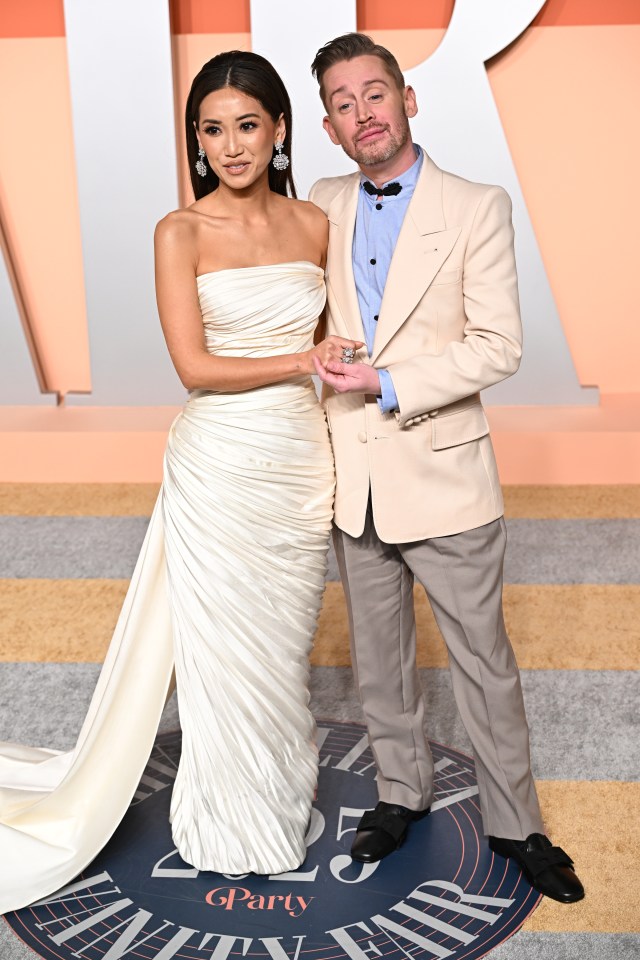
[{"xmin": 6, "ymin": 722, "xmax": 539, "ymax": 959}]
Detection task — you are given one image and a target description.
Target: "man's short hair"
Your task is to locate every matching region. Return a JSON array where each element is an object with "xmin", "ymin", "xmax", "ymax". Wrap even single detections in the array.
[{"xmin": 311, "ymin": 32, "xmax": 405, "ymax": 108}]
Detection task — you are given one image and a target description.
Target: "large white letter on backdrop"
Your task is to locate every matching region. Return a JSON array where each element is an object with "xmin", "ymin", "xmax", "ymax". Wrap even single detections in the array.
[
  {"xmin": 252, "ymin": 0, "xmax": 596, "ymax": 406},
  {"xmin": 63, "ymin": 0, "xmax": 184, "ymax": 406},
  {"xmin": 249, "ymin": 0, "xmax": 357, "ymax": 197}
]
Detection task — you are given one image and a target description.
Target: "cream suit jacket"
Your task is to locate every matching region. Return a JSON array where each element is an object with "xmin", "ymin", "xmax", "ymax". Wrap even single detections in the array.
[{"xmin": 309, "ymin": 150, "xmax": 522, "ymax": 543}]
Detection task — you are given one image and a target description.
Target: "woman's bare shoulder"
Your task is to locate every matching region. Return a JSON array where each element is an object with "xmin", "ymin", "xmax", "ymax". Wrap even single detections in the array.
[
  {"xmin": 155, "ymin": 208, "xmax": 199, "ymax": 245},
  {"xmin": 287, "ymin": 197, "xmax": 329, "ymax": 241},
  {"xmin": 154, "ymin": 210, "xmax": 205, "ymax": 279},
  {"xmin": 290, "ymin": 196, "xmax": 328, "ymax": 222}
]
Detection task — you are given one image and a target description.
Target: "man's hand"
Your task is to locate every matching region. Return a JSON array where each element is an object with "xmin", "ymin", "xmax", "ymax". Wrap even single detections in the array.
[
  {"xmin": 305, "ymin": 336, "xmax": 364, "ymax": 375},
  {"xmin": 313, "ymin": 355, "xmax": 381, "ymax": 395}
]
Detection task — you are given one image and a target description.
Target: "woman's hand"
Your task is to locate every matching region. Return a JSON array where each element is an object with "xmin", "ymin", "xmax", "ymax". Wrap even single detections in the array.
[{"xmin": 304, "ymin": 336, "xmax": 364, "ymax": 374}]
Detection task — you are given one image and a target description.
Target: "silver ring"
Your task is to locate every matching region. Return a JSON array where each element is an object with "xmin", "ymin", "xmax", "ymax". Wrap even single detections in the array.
[
  {"xmin": 341, "ymin": 356, "xmax": 353, "ymax": 364},
  {"xmin": 342, "ymin": 347, "xmax": 355, "ymax": 359}
]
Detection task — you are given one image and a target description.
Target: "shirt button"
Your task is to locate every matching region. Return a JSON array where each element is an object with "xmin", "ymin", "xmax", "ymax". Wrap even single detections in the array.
[
  {"xmin": 376, "ymin": 203, "xmax": 382, "ymax": 210},
  {"xmin": 374, "ymin": 314, "xmax": 379, "ymax": 321},
  {"xmin": 370, "ymin": 258, "xmax": 376, "ymax": 265},
  {"xmin": 357, "ymin": 431, "xmax": 368, "ymax": 443}
]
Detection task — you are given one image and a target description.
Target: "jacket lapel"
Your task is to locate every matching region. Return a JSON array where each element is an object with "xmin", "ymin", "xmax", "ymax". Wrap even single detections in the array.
[
  {"xmin": 371, "ymin": 152, "xmax": 460, "ymax": 361},
  {"xmin": 325, "ymin": 174, "xmax": 365, "ymax": 342}
]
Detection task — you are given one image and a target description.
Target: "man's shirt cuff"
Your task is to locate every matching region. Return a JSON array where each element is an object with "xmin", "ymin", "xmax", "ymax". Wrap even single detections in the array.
[{"xmin": 377, "ymin": 368, "xmax": 399, "ymax": 413}]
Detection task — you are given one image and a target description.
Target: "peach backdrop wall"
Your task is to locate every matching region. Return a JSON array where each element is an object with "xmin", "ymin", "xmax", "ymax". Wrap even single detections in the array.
[{"xmin": 0, "ymin": 0, "xmax": 639, "ymax": 482}]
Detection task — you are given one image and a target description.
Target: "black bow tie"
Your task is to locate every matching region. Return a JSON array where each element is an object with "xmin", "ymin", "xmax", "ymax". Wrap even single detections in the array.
[{"xmin": 363, "ymin": 180, "xmax": 403, "ymax": 198}]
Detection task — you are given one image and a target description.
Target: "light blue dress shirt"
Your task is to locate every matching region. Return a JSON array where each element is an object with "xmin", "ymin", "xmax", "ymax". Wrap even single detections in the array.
[{"xmin": 352, "ymin": 145, "xmax": 423, "ymax": 412}]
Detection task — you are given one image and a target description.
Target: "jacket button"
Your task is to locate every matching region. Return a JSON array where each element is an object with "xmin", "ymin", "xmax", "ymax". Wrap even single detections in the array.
[{"xmin": 357, "ymin": 431, "xmax": 368, "ymax": 443}]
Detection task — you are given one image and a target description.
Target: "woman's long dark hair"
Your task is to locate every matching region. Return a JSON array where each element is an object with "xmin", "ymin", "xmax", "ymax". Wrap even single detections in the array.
[{"xmin": 186, "ymin": 51, "xmax": 296, "ymax": 200}]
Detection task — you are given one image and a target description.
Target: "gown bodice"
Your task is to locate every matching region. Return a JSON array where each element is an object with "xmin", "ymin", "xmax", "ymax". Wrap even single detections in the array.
[{"xmin": 196, "ymin": 260, "xmax": 325, "ymax": 360}]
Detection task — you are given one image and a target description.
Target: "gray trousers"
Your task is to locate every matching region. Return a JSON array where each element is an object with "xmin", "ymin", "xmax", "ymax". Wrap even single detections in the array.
[{"xmin": 333, "ymin": 506, "xmax": 545, "ymax": 840}]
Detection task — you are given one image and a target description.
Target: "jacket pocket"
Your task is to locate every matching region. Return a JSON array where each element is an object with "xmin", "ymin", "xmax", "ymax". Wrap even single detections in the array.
[
  {"xmin": 431, "ymin": 267, "xmax": 462, "ymax": 286},
  {"xmin": 431, "ymin": 404, "xmax": 490, "ymax": 450}
]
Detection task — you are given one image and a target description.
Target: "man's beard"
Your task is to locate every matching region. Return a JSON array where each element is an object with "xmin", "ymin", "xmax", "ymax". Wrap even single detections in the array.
[{"xmin": 346, "ymin": 122, "xmax": 410, "ymax": 167}]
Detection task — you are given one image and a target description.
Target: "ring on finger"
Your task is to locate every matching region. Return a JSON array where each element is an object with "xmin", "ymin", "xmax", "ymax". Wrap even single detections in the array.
[{"xmin": 342, "ymin": 347, "xmax": 355, "ymax": 359}]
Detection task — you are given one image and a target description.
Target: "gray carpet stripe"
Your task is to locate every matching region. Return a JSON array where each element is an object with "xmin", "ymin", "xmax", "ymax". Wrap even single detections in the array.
[
  {"xmin": 1, "ymin": 517, "xmax": 639, "ymax": 582},
  {"xmin": 504, "ymin": 519, "xmax": 640, "ymax": 584},
  {"xmin": 489, "ymin": 932, "xmax": 640, "ymax": 959},
  {"xmin": 0, "ymin": 517, "xmax": 150, "ymax": 579},
  {"xmin": 1, "ymin": 910, "xmax": 637, "ymax": 960},
  {"xmin": 329, "ymin": 518, "xmax": 640, "ymax": 585},
  {"xmin": 1, "ymin": 922, "xmax": 41, "ymax": 960},
  {"xmin": 312, "ymin": 667, "xmax": 640, "ymax": 783},
  {"xmin": 0, "ymin": 662, "xmax": 180, "ymax": 752},
  {"xmin": 1, "ymin": 664, "xmax": 637, "ymax": 783}
]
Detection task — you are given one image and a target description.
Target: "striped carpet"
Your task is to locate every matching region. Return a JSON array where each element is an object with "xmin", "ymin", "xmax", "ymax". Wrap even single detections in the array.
[{"xmin": 0, "ymin": 484, "xmax": 638, "ymax": 959}]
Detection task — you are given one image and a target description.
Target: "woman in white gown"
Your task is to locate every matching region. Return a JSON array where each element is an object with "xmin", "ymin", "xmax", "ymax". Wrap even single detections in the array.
[{"xmin": 0, "ymin": 51, "xmax": 361, "ymax": 913}]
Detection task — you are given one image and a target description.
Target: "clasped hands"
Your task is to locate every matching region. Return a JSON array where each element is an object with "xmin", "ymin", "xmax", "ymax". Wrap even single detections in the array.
[{"xmin": 308, "ymin": 336, "xmax": 381, "ymax": 396}]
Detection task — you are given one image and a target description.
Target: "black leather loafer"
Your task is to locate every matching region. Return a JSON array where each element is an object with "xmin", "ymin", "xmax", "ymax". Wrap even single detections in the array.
[
  {"xmin": 489, "ymin": 833, "xmax": 585, "ymax": 903},
  {"xmin": 351, "ymin": 801, "xmax": 430, "ymax": 863}
]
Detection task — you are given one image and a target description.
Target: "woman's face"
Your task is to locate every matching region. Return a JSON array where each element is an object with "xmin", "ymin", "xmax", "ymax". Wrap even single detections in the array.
[{"xmin": 196, "ymin": 87, "xmax": 284, "ymax": 190}]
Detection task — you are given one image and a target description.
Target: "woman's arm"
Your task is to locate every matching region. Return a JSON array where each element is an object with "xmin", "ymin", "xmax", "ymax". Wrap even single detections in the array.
[{"xmin": 154, "ymin": 214, "xmax": 358, "ymax": 392}]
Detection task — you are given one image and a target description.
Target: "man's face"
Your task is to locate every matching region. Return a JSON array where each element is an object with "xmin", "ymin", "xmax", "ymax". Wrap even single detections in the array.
[{"xmin": 321, "ymin": 55, "xmax": 417, "ymax": 167}]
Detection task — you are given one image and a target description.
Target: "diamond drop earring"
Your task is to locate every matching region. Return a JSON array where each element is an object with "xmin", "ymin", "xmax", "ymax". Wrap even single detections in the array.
[
  {"xmin": 272, "ymin": 141, "xmax": 289, "ymax": 171},
  {"xmin": 195, "ymin": 146, "xmax": 207, "ymax": 178}
]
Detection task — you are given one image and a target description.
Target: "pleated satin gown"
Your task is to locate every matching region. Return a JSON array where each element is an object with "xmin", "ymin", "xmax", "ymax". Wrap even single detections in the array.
[{"xmin": 0, "ymin": 261, "xmax": 335, "ymax": 912}]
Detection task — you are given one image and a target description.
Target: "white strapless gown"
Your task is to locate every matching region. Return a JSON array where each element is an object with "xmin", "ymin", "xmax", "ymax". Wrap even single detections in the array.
[{"xmin": 0, "ymin": 261, "xmax": 334, "ymax": 913}]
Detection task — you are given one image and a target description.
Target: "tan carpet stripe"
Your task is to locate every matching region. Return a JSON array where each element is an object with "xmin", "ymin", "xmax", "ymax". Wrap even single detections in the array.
[
  {"xmin": 0, "ymin": 580, "xmax": 128, "ymax": 661},
  {"xmin": 1, "ymin": 580, "xmax": 638, "ymax": 670},
  {"xmin": 314, "ymin": 583, "xmax": 640, "ymax": 671},
  {"xmin": 0, "ymin": 483, "xmax": 160, "ymax": 516},
  {"xmin": 523, "ymin": 781, "xmax": 640, "ymax": 933},
  {"xmin": 1, "ymin": 483, "xmax": 639, "ymax": 517},
  {"xmin": 502, "ymin": 485, "xmax": 640, "ymax": 518}
]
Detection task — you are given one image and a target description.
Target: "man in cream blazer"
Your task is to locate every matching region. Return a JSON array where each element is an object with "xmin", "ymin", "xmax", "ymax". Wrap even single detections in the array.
[{"xmin": 309, "ymin": 33, "xmax": 584, "ymax": 904}]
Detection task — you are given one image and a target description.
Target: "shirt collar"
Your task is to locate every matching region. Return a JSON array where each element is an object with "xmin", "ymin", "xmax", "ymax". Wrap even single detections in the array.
[{"xmin": 359, "ymin": 144, "xmax": 423, "ymax": 198}]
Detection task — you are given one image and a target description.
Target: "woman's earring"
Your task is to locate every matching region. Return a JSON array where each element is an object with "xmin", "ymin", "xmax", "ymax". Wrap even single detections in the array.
[
  {"xmin": 195, "ymin": 146, "xmax": 207, "ymax": 178},
  {"xmin": 272, "ymin": 141, "xmax": 289, "ymax": 171}
]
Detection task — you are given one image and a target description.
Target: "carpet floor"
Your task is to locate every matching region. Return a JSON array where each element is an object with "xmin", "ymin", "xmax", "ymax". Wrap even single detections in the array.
[{"xmin": 0, "ymin": 484, "xmax": 638, "ymax": 959}]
